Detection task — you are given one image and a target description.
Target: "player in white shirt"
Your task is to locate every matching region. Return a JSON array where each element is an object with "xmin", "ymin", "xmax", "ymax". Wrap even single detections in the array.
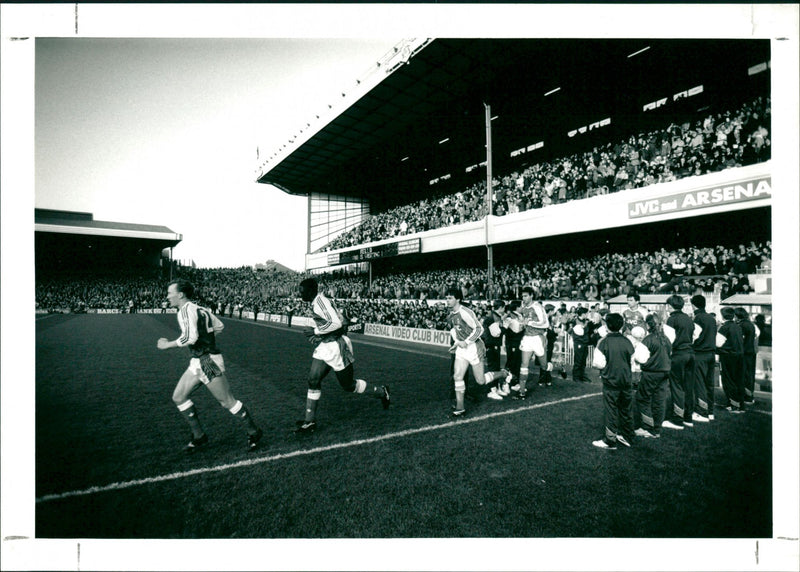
[
  {"xmin": 295, "ymin": 278, "xmax": 390, "ymax": 434},
  {"xmin": 515, "ymin": 287, "xmax": 551, "ymax": 400},
  {"xmin": 157, "ymin": 279, "xmax": 263, "ymax": 453},
  {"xmin": 446, "ymin": 288, "xmax": 490, "ymax": 416}
]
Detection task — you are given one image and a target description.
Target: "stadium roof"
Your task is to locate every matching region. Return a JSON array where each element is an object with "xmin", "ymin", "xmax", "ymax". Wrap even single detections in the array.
[
  {"xmin": 35, "ymin": 208, "xmax": 182, "ymax": 244},
  {"xmin": 720, "ymin": 293, "xmax": 772, "ymax": 306},
  {"xmin": 256, "ymin": 38, "xmax": 770, "ymax": 211}
]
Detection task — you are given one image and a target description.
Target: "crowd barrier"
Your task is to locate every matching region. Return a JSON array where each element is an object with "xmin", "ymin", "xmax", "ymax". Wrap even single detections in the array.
[
  {"xmin": 36, "ymin": 307, "xmax": 178, "ymax": 314},
  {"xmin": 362, "ymin": 323, "xmax": 451, "ymax": 347}
]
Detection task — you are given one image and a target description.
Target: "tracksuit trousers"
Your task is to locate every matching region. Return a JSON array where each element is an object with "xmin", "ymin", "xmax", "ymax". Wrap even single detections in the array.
[
  {"xmin": 693, "ymin": 351, "xmax": 716, "ymax": 418},
  {"xmin": 719, "ymin": 353, "xmax": 745, "ymax": 409},
  {"xmin": 668, "ymin": 351, "xmax": 695, "ymax": 425},
  {"xmin": 602, "ymin": 380, "xmax": 634, "ymax": 444},
  {"xmin": 636, "ymin": 370, "xmax": 669, "ymax": 435}
]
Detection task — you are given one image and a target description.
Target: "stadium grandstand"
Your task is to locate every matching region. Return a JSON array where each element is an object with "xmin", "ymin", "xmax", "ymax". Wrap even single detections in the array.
[
  {"xmin": 251, "ymin": 37, "xmax": 772, "ymax": 385},
  {"xmin": 35, "ymin": 208, "xmax": 182, "ymax": 312},
  {"xmin": 35, "ymin": 208, "xmax": 183, "ymax": 278},
  {"xmin": 254, "ymin": 38, "xmax": 771, "ymax": 270},
  {"xmin": 255, "ymin": 41, "xmax": 770, "ymax": 283}
]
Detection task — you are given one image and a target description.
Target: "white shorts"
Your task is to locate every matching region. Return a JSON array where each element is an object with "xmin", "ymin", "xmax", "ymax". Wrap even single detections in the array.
[
  {"xmin": 520, "ymin": 334, "xmax": 546, "ymax": 357},
  {"xmin": 312, "ymin": 336, "xmax": 354, "ymax": 372},
  {"xmin": 187, "ymin": 354, "xmax": 226, "ymax": 385},
  {"xmin": 454, "ymin": 340, "xmax": 485, "ymax": 367}
]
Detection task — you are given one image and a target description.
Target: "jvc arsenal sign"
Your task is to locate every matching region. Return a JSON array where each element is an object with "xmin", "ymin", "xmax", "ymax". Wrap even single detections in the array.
[{"xmin": 628, "ymin": 177, "xmax": 771, "ymax": 218}]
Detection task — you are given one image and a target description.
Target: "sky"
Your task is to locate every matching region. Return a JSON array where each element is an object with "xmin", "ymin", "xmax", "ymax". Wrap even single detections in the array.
[
  {"xmin": 35, "ymin": 36, "xmax": 399, "ymax": 271},
  {"xmin": 2, "ymin": 4, "xmax": 799, "ymax": 572}
]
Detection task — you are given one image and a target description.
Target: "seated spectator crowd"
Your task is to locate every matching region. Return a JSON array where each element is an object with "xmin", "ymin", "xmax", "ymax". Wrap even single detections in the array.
[{"xmin": 320, "ymin": 96, "xmax": 771, "ymax": 253}]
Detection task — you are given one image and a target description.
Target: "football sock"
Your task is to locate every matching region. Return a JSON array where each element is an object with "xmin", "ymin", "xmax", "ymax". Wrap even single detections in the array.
[
  {"xmin": 305, "ymin": 389, "xmax": 321, "ymax": 422},
  {"xmin": 519, "ymin": 367, "xmax": 529, "ymax": 393},
  {"xmin": 454, "ymin": 379, "xmax": 465, "ymax": 410},
  {"xmin": 352, "ymin": 378, "xmax": 371, "ymax": 395},
  {"xmin": 177, "ymin": 400, "xmax": 204, "ymax": 438},
  {"xmin": 229, "ymin": 400, "xmax": 259, "ymax": 434}
]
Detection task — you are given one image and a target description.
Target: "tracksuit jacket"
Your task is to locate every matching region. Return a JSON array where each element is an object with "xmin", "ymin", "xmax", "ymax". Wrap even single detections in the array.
[
  {"xmin": 692, "ymin": 310, "xmax": 718, "ymax": 353},
  {"xmin": 717, "ymin": 320, "xmax": 744, "ymax": 355},
  {"xmin": 596, "ymin": 333, "xmax": 634, "ymax": 387},
  {"xmin": 667, "ymin": 310, "xmax": 695, "ymax": 354},
  {"xmin": 640, "ymin": 331, "xmax": 672, "ymax": 373}
]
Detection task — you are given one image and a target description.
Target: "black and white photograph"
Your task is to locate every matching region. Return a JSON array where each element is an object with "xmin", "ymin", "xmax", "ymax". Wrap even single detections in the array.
[{"xmin": 2, "ymin": 3, "xmax": 798, "ymax": 571}]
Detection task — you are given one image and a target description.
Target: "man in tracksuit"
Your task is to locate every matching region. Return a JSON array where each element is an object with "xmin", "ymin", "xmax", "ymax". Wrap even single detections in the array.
[
  {"xmin": 539, "ymin": 304, "xmax": 560, "ymax": 386},
  {"xmin": 570, "ymin": 307, "xmax": 592, "ymax": 382},
  {"xmin": 691, "ymin": 294, "xmax": 718, "ymax": 422},
  {"xmin": 635, "ymin": 313, "xmax": 672, "ymax": 438},
  {"xmin": 664, "ymin": 295, "xmax": 697, "ymax": 430},
  {"xmin": 717, "ymin": 306, "xmax": 746, "ymax": 413},
  {"xmin": 502, "ymin": 300, "xmax": 524, "ymax": 387},
  {"xmin": 481, "ymin": 300, "xmax": 512, "ymax": 400},
  {"xmin": 591, "ymin": 313, "xmax": 650, "ymax": 449},
  {"xmin": 735, "ymin": 307, "xmax": 758, "ymax": 405}
]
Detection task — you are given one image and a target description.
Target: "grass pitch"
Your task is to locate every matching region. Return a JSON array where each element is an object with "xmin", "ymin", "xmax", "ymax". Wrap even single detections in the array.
[{"xmin": 35, "ymin": 313, "xmax": 771, "ymax": 539}]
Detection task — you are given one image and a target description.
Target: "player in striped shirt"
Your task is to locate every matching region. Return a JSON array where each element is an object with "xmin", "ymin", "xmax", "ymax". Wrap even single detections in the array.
[
  {"xmin": 446, "ymin": 287, "xmax": 490, "ymax": 416},
  {"xmin": 515, "ymin": 286, "xmax": 551, "ymax": 400},
  {"xmin": 295, "ymin": 278, "xmax": 390, "ymax": 434},
  {"xmin": 157, "ymin": 279, "xmax": 263, "ymax": 453}
]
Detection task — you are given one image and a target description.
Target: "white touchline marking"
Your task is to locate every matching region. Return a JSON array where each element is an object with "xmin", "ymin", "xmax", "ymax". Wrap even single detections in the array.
[{"xmin": 36, "ymin": 392, "xmax": 601, "ymax": 504}]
